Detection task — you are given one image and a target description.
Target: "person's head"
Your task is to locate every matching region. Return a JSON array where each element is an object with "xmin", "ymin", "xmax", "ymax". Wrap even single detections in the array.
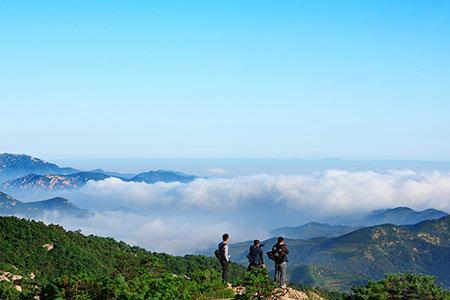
[
  {"xmin": 277, "ymin": 236, "xmax": 284, "ymax": 244},
  {"xmin": 222, "ymin": 233, "xmax": 230, "ymax": 243},
  {"xmin": 253, "ymin": 239, "xmax": 261, "ymax": 247}
]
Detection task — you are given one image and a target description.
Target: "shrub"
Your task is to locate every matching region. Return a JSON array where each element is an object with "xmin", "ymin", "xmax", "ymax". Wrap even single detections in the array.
[
  {"xmin": 236, "ymin": 268, "xmax": 277, "ymax": 300},
  {"xmin": 348, "ymin": 273, "xmax": 450, "ymax": 300}
]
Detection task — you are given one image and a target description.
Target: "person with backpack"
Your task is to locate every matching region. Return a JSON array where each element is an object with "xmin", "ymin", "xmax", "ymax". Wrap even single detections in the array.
[
  {"xmin": 215, "ymin": 233, "xmax": 231, "ymax": 282},
  {"xmin": 247, "ymin": 239, "xmax": 265, "ymax": 271},
  {"xmin": 271, "ymin": 236, "xmax": 289, "ymax": 288}
]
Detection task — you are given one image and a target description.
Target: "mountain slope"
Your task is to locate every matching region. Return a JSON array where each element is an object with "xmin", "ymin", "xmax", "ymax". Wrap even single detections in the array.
[
  {"xmin": 0, "ymin": 216, "xmax": 245, "ymax": 288},
  {"xmin": 0, "ymin": 216, "xmax": 334, "ymax": 300},
  {"xmin": 228, "ymin": 216, "xmax": 450, "ymax": 291},
  {"xmin": 0, "ymin": 153, "xmax": 78, "ymax": 182},
  {"xmin": 0, "ymin": 192, "xmax": 88, "ymax": 218},
  {"xmin": 270, "ymin": 222, "xmax": 359, "ymax": 240},
  {"xmin": 1, "ymin": 172, "xmax": 111, "ymax": 192},
  {"xmin": 130, "ymin": 170, "xmax": 197, "ymax": 184}
]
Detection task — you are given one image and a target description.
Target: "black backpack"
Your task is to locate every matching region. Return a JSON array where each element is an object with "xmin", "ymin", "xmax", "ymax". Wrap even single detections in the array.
[
  {"xmin": 267, "ymin": 246, "xmax": 282, "ymax": 263},
  {"xmin": 266, "ymin": 250, "xmax": 275, "ymax": 261},
  {"xmin": 214, "ymin": 243, "xmax": 225, "ymax": 261}
]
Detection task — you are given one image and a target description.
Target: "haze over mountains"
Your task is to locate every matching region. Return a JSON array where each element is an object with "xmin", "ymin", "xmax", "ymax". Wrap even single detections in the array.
[
  {"xmin": 270, "ymin": 207, "xmax": 448, "ymax": 239},
  {"xmin": 270, "ymin": 222, "xmax": 359, "ymax": 240},
  {"xmin": 326, "ymin": 206, "xmax": 448, "ymax": 227},
  {"xmin": 0, "ymin": 153, "xmax": 198, "ymax": 196}
]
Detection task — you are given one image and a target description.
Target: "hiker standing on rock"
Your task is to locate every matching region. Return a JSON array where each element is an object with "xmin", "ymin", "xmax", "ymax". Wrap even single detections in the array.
[
  {"xmin": 247, "ymin": 239, "xmax": 265, "ymax": 271},
  {"xmin": 271, "ymin": 236, "xmax": 289, "ymax": 288},
  {"xmin": 215, "ymin": 233, "xmax": 231, "ymax": 283}
]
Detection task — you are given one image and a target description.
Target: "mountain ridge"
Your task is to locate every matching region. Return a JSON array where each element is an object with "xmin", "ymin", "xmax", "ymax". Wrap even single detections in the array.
[
  {"xmin": 270, "ymin": 222, "xmax": 359, "ymax": 240},
  {"xmin": 326, "ymin": 206, "xmax": 448, "ymax": 227},
  {"xmin": 0, "ymin": 153, "xmax": 79, "ymax": 182},
  {"xmin": 0, "ymin": 191, "xmax": 88, "ymax": 218},
  {"xmin": 0, "ymin": 153, "xmax": 200, "ymax": 194}
]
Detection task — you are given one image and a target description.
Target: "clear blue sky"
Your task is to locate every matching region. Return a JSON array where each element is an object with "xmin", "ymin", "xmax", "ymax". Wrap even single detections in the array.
[{"xmin": 1, "ymin": 1, "xmax": 449, "ymax": 160}]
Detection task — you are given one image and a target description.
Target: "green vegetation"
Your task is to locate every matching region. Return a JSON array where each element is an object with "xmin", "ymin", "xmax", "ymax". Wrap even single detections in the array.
[
  {"xmin": 0, "ymin": 216, "xmax": 244, "ymax": 299},
  {"xmin": 236, "ymin": 268, "xmax": 277, "ymax": 300},
  {"xmin": 348, "ymin": 273, "xmax": 450, "ymax": 300},
  {"xmin": 1, "ymin": 216, "xmax": 450, "ymax": 299}
]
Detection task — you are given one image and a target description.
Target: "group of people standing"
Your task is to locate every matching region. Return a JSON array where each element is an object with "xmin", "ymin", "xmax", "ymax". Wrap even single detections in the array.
[{"xmin": 215, "ymin": 233, "xmax": 289, "ymax": 288}]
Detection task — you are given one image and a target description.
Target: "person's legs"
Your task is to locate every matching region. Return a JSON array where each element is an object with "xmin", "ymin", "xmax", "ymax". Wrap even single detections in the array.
[
  {"xmin": 222, "ymin": 261, "xmax": 229, "ymax": 282},
  {"xmin": 274, "ymin": 263, "xmax": 280, "ymax": 284},
  {"xmin": 279, "ymin": 262, "xmax": 287, "ymax": 288}
]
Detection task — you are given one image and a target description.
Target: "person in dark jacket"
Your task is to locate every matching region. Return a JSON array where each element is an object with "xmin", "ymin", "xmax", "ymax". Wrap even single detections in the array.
[
  {"xmin": 272, "ymin": 236, "xmax": 289, "ymax": 288},
  {"xmin": 247, "ymin": 240, "xmax": 265, "ymax": 271}
]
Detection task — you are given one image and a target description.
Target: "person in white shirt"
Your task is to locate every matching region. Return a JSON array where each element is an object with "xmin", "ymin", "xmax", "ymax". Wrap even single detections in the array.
[{"xmin": 218, "ymin": 233, "xmax": 231, "ymax": 282}]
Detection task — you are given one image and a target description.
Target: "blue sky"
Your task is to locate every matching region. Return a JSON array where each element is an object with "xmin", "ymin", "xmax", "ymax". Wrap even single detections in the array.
[{"xmin": 1, "ymin": 1, "xmax": 449, "ymax": 160}]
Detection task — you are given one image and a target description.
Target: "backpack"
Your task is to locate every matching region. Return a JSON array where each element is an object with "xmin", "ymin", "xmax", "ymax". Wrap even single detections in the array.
[
  {"xmin": 214, "ymin": 243, "xmax": 225, "ymax": 261},
  {"xmin": 266, "ymin": 250, "xmax": 275, "ymax": 261},
  {"xmin": 267, "ymin": 245, "xmax": 283, "ymax": 263}
]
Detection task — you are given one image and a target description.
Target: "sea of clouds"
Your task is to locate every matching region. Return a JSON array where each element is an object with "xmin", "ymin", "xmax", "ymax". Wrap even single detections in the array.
[{"xmin": 41, "ymin": 169, "xmax": 450, "ymax": 254}]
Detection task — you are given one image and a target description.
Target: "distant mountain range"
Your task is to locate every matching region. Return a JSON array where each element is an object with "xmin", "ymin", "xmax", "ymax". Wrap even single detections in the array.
[
  {"xmin": 129, "ymin": 170, "xmax": 197, "ymax": 184},
  {"xmin": 0, "ymin": 153, "xmax": 198, "ymax": 193},
  {"xmin": 0, "ymin": 153, "xmax": 79, "ymax": 182},
  {"xmin": 1, "ymin": 172, "xmax": 110, "ymax": 192},
  {"xmin": 270, "ymin": 222, "xmax": 359, "ymax": 240},
  {"xmin": 0, "ymin": 191, "xmax": 89, "ymax": 218},
  {"xmin": 270, "ymin": 207, "xmax": 448, "ymax": 240},
  {"xmin": 227, "ymin": 215, "xmax": 450, "ymax": 291},
  {"xmin": 90, "ymin": 169, "xmax": 136, "ymax": 179},
  {"xmin": 326, "ymin": 206, "xmax": 448, "ymax": 226}
]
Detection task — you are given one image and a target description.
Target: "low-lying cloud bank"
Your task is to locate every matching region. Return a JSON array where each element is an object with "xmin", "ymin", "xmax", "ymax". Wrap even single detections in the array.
[
  {"xmin": 75, "ymin": 169, "xmax": 450, "ymax": 215},
  {"xmin": 43, "ymin": 169, "xmax": 450, "ymax": 255},
  {"xmin": 39, "ymin": 211, "xmax": 258, "ymax": 255}
]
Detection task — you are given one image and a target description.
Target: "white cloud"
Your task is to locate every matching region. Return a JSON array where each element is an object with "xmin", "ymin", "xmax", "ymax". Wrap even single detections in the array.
[
  {"xmin": 39, "ymin": 211, "xmax": 252, "ymax": 255},
  {"xmin": 75, "ymin": 170, "xmax": 450, "ymax": 215},
  {"xmin": 37, "ymin": 169, "xmax": 450, "ymax": 254}
]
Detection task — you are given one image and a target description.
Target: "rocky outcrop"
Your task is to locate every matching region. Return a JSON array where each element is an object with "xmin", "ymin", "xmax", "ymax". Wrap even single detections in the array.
[
  {"xmin": 230, "ymin": 286, "xmax": 326, "ymax": 300},
  {"xmin": 0, "ymin": 269, "xmax": 24, "ymax": 293},
  {"xmin": 43, "ymin": 243, "xmax": 54, "ymax": 251},
  {"xmin": 274, "ymin": 287, "xmax": 325, "ymax": 300}
]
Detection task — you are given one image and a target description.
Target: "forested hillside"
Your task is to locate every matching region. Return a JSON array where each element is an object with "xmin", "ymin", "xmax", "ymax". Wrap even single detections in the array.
[
  {"xmin": 1, "ymin": 216, "xmax": 450, "ymax": 299},
  {"xmin": 0, "ymin": 216, "xmax": 245, "ymax": 299}
]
